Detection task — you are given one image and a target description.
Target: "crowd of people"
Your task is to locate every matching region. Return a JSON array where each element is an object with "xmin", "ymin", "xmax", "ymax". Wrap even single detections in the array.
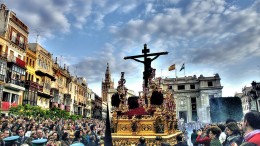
[
  {"xmin": 188, "ymin": 111, "xmax": 260, "ymax": 146},
  {"xmin": 1, "ymin": 111, "xmax": 260, "ymax": 146},
  {"xmin": 0, "ymin": 116, "xmax": 105, "ymax": 146}
]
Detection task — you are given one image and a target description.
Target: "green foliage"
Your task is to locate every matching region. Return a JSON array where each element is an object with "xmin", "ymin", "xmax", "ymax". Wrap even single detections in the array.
[
  {"xmin": 8, "ymin": 104, "xmax": 82, "ymax": 120},
  {"xmin": 210, "ymin": 97, "xmax": 243, "ymax": 123}
]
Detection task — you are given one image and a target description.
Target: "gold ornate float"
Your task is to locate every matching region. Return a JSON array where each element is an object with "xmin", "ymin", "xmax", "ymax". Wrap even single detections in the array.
[{"xmin": 109, "ymin": 44, "xmax": 181, "ymax": 145}]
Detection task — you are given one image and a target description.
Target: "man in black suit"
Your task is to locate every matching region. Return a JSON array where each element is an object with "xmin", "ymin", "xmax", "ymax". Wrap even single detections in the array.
[
  {"xmin": 175, "ymin": 135, "xmax": 188, "ymax": 146},
  {"xmin": 17, "ymin": 127, "xmax": 29, "ymax": 146}
]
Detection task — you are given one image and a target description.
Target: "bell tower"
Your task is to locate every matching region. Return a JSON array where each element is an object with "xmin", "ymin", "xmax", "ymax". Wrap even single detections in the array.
[{"xmin": 102, "ymin": 63, "xmax": 114, "ymax": 102}]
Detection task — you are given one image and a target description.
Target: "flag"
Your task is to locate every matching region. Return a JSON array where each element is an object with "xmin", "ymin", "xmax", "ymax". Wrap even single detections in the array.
[
  {"xmin": 180, "ymin": 63, "xmax": 185, "ymax": 72},
  {"xmin": 168, "ymin": 64, "xmax": 176, "ymax": 71}
]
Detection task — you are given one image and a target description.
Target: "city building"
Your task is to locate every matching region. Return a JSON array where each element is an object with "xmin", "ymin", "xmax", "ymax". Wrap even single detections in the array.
[
  {"xmin": 101, "ymin": 63, "xmax": 114, "ymax": 118},
  {"xmin": 0, "ymin": 4, "xmax": 8, "ymax": 112},
  {"xmin": 85, "ymin": 88, "xmax": 92, "ymax": 118},
  {"xmin": 23, "ymin": 46, "xmax": 39, "ymax": 106},
  {"xmin": 238, "ymin": 81, "xmax": 260, "ymax": 115},
  {"xmin": 250, "ymin": 81, "xmax": 260, "ymax": 112},
  {"xmin": 239, "ymin": 87, "xmax": 252, "ymax": 115},
  {"xmin": 51, "ymin": 58, "xmax": 71, "ymax": 113},
  {"xmin": 93, "ymin": 93, "xmax": 102, "ymax": 119},
  {"xmin": 0, "ymin": 4, "xmax": 27, "ymax": 114},
  {"xmin": 28, "ymin": 43, "xmax": 55, "ymax": 109},
  {"xmin": 69, "ymin": 76, "xmax": 88, "ymax": 117},
  {"xmin": 160, "ymin": 74, "xmax": 223, "ymax": 123}
]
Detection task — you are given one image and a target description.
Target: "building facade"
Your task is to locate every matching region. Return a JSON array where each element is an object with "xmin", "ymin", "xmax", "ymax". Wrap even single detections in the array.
[
  {"xmin": 101, "ymin": 63, "xmax": 114, "ymax": 118},
  {"xmin": 160, "ymin": 74, "xmax": 223, "ymax": 123},
  {"xmin": 23, "ymin": 46, "xmax": 38, "ymax": 106},
  {"xmin": 29, "ymin": 43, "xmax": 55, "ymax": 109},
  {"xmin": 239, "ymin": 81, "xmax": 260, "ymax": 114},
  {"xmin": 51, "ymin": 60, "xmax": 71, "ymax": 112},
  {"xmin": 0, "ymin": 4, "xmax": 27, "ymax": 114}
]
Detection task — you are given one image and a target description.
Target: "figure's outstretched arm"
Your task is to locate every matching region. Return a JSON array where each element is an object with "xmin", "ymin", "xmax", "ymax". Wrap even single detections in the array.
[
  {"xmin": 151, "ymin": 55, "xmax": 160, "ymax": 61},
  {"xmin": 132, "ymin": 58, "xmax": 144, "ymax": 63}
]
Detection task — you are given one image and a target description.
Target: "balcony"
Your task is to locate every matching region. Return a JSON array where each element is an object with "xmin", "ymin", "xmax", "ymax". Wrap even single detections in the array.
[
  {"xmin": 24, "ymin": 80, "xmax": 40, "ymax": 89},
  {"xmin": 1, "ymin": 101, "xmax": 18, "ymax": 111},
  {"xmin": 7, "ymin": 56, "xmax": 26, "ymax": 68},
  {"xmin": 35, "ymin": 70, "xmax": 55, "ymax": 81},
  {"xmin": 5, "ymin": 79, "xmax": 25, "ymax": 91},
  {"xmin": 0, "ymin": 51, "xmax": 7, "ymax": 60}
]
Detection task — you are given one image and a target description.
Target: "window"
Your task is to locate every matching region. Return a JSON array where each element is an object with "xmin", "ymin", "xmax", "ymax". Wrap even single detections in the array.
[
  {"xmin": 32, "ymin": 61, "xmax": 34, "ymax": 67},
  {"xmin": 190, "ymin": 84, "xmax": 195, "ymax": 89},
  {"xmin": 10, "ymin": 50, "xmax": 14, "ymax": 58},
  {"xmin": 178, "ymin": 85, "xmax": 185, "ymax": 90},
  {"xmin": 11, "ymin": 31, "xmax": 17, "ymax": 42},
  {"xmin": 208, "ymin": 81, "xmax": 213, "ymax": 87},
  {"xmin": 209, "ymin": 95, "xmax": 214, "ymax": 98},
  {"xmin": 19, "ymin": 36, "xmax": 24, "ymax": 48},
  {"xmin": 0, "ymin": 62, "xmax": 6, "ymax": 75},
  {"xmin": 168, "ymin": 85, "xmax": 172, "ymax": 89}
]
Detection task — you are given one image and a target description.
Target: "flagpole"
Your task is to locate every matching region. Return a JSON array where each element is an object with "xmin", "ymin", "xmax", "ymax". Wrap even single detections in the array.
[
  {"xmin": 184, "ymin": 63, "xmax": 186, "ymax": 77},
  {"xmin": 175, "ymin": 67, "xmax": 177, "ymax": 78}
]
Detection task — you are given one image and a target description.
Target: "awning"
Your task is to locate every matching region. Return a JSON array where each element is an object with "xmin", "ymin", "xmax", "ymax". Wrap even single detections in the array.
[{"xmin": 35, "ymin": 70, "xmax": 56, "ymax": 81}]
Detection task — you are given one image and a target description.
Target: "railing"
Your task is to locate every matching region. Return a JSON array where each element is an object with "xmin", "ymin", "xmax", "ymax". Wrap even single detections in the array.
[
  {"xmin": 6, "ymin": 79, "xmax": 24, "ymax": 87},
  {"xmin": 7, "ymin": 56, "xmax": 26, "ymax": 68},
  {"xmin": 24, "ymin": 80, "xmax": 41, "ymax": 89},
  {"xmin": 1, "ymin": 101, "xmax": 18, "ymax": 111}
]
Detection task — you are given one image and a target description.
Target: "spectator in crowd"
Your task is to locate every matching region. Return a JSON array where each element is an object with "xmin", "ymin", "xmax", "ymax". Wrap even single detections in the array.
[
  {"xmin": 137, "ymin": 136, "xmax": 146, "ymax": 146},
  {"xmin": 191, "ymin": 129, "xmax": 198, "ymax": 146},
  {"xmin": 72, "ymin": 129, "xmax": 86, "ymax": 145},
  {"xmin": 225, "ymin": 122, "xmax": 243, "ymax": 146},
  {"xmin": 242, "ymin": 111, "xmax": 260, "ymax": 145},
  {"xmin": 50, "ymin": 132, "xmax": 61, "ymax": 146},
  {"xmin": 25, "ymin": 125, "xmax": 36, "ymax": 137},
  {"xmin": 60, "ymin": 132, "xmax": 70, "ymax": 146},
  {"xmin": 208, "ymin": 126, "xmax": 222, "ymax": 146},
  {"xmin": 175, "ymin": 134, "xmax": 188, "ymax": 146},
  {"xmin": 46, "ymin": 136, "xmax": 56, "ymax": 146},
  {"xmin": 90, "ymin": 124, "xmax": 98, "ymax": 145},
  {"xmin": 218, "ymin": 124, "xmax": 226, "ymax": 145},
  {"xmin": 196, "ymin": 127, "xmax": 210, "ymax": 146},
  {"xmin": 24, "ymin": 131, "xmax": 37, "ymax": 146},
  {"xmin": 36, "ymin": 129, "xmax": 46, "ymax": 140},
  {"xmin": 68, "ymin": 125, "xmax": 75, "ymax": 141},
  {"xmin": 17, "ymin": 127, "xmax": 29, "ymax": 146}
]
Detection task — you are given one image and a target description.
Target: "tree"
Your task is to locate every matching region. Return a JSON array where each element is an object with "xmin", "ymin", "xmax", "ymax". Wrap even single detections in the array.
[{"xmin": 9, "ymin": 104, "xmax": 81, "ymax": 120}]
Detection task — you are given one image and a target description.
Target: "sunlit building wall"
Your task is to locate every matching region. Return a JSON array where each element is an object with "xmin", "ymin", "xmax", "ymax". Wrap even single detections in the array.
[{"xmin": 160, "ymin": 74, "xmax": 223, "ymax": 123}]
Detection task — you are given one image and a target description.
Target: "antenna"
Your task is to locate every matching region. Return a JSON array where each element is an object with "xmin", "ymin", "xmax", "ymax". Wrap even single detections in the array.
[
  {"xmin": 36, "ymin": 34, "xmax": 40, "ymax": 43},
  {"xmin": 74, "ymin": 65, "xmax": 78, "ymax": 77},
  {"xmin": 60, "ymin": 55, "xmax": 62, "ymax": 67},
  {"xmin": 31, "ymin": 28, "xmax": 45, "ymax": 43}
]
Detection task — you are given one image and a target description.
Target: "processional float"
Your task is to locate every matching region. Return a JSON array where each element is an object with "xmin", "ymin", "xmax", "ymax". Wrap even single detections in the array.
[{"xmin": 110, "ymin": 44, "xmax": 181, "ymax": 146}]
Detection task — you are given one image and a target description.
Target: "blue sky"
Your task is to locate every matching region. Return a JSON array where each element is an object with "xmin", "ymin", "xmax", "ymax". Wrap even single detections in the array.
[{"xmin": 5, "ymin": 0, "xmax": 260, "ymax": 97}]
